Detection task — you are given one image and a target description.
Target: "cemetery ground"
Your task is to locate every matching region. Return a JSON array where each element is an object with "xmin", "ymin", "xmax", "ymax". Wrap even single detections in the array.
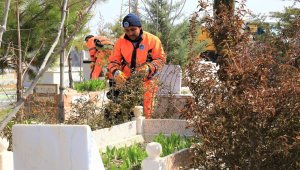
[
  {"xmin": 0, "ymin": 64, "xmax": 197, "ymax": 170},
  {"xmin": 0, "ymin": 84, "xmax": 195, "ymax": 170},
  {"xmin": 1, "ymin": 59, "xmax": 299, "ymax": 169}
]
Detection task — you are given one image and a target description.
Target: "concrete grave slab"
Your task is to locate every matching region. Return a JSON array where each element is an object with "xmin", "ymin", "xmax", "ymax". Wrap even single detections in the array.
[{"xmin": 143, "ymin": 119, "xmax": 194, "ymax": 142}]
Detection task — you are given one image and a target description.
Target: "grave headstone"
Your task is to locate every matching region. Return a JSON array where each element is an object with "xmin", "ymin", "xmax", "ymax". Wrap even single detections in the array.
[
  {"xmin": 23, "ymin": 67, "xmax": 82, "ymax": 88},
  {"xmin": 34, "ymin": 84, "xmax": 59, "ymax": 94},
  {"xmin": 158, "ymin": 65, "xmax": 182, "ymax": 94},
  {"xmin": 0, "ymin": 137, "xmax": 13, "ymax": 170},
  {"xmin": 83, "ymin": 60, "xmax": 91, "ymax": 81},
  {"xmin": 13, "ymin": 124, "xmax": 104, "ymax": 170}
]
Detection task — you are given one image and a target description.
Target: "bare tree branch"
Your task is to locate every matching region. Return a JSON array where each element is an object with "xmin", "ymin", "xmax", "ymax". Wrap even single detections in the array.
[
  {"xmin": 0, "ymin": 0, "xmax": 11, "ymax": 48},
  {"xmin": 22, "ymin": 41, "xmax": 45, "ymax": 78},
  {"xmin": 140, "ymin": 0, "xmax": 156, "ymax": 23},
  {"xmin": 0, "ymin": 0, "xmax": 69, "ymax": 132},
  {"xmin": 170, "ymin": 0, "xmax": 186, "ymax": 26},
  {"xmin": 0, "ymin": 0, "xmax": 98, "ymax": 132}
]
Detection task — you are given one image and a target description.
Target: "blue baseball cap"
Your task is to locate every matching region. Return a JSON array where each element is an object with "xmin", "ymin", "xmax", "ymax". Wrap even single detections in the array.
[{"xmin": 122, "ymin": 13, "xmax": 141, "ymax": 28}]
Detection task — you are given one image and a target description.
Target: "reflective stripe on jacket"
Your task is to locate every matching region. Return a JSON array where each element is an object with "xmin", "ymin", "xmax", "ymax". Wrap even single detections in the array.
[{"xmin": 108, "ymin": 31, "xmax": 166, "ymax": 79}]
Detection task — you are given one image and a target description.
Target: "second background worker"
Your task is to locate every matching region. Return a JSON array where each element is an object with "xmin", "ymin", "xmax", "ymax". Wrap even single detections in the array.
[{"xmin": 85, "ymin": 35, "xmax": 113, "ymax": 80}]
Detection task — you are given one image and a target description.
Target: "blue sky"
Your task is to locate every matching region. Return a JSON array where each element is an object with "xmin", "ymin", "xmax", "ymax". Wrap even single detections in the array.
[{"xmin": 87, "ymin": 0, "xmax": 299, "ymax": 34}]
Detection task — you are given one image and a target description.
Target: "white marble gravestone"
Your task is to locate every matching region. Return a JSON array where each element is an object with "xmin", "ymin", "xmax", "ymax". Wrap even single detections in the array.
[
  {"xmin": 158, "ymin": 65, "xmax": 182, "ymax": 94},
  {"xmin": 0, "ymin": 137, "xmax": 13, "ymax": 170},
  {"xmin": 12, "ymin": 124, "xmax": 104, "ymax": 170}
]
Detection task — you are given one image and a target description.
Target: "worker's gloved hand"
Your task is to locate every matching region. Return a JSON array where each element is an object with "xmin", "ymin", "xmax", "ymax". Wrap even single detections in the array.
[
  {"xmin": 90, "ymin": 62, "xmax": 95, "ymax": 69},
  {"xmin": 135, "ymin": 64, "xmax": 150, "ymax": 79},
  {"xmin": 94, "ymin": 39, "xmax": 103, "ymax": 49},
  {"xmin": 114, "ymin": 70, "xmax": 127, "ymax": 87}
]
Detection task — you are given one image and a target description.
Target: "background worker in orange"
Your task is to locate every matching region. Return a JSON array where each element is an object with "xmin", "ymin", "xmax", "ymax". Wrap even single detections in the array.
[
  {"xmin": 108, "ymin": 13, "xmax": 166, "ymax": 119},
  {"xmin": 198, "ymin": 28, "xmax": 219, "ymax": 62},
  {"xmin": 85, "ymin": 35, "xmax": 113, "ymax": 79}
]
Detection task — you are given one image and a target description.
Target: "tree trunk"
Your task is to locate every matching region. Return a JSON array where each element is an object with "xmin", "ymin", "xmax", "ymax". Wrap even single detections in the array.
[
  {"xmin": 58, "ymin": 1, "xmax": 67, "ymax": 123},
  {"xmin": 16, "ymin": 0, "xmax": 23, "ymax": 102},
  {"xmin": 66, "ymin": 9, "xmax": 73, "ymax": 89},
  {"xmin": 213, "ymin": 0, "xmax": 234, "ymax": 17},
  {"xmin": 213, "ymin": 0, "xmax": 235, "ymax": 54},
  {"xmin": 131, "ymin": 0, "xmax": 139, "ymax": 16},
  {"xmin": 129, "ymin": 0, "xmax": 131, "ymax": 13},
  {"xmin": 68, "ymin": 49, "xmax": 73, "ymax": 88},
  {"xmin": 213, "ymin": 0, "xmax": 235, "ymax": 81}
]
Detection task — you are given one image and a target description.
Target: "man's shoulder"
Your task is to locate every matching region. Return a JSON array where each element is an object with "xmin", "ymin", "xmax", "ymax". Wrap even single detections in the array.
[
  {"xmin": 143, "ymin": 31, "xmax": 155, "ymax": 36},
  {"xmin": 114, "ymin": 34, "xmax": 126, "ymax": 44},
  {"xmin": 115, "ymin": 34, "xmax": 126, "ymax": 41},
  {"xmin": 143, "ymin": 31, "xmax": 160, "ymax": 41}
]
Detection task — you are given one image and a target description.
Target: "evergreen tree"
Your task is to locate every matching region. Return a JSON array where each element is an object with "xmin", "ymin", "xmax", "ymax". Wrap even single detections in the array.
[
  {"xmin": 141, "ymin": 0, "xmax": 189, "ymax": 67},
  {"xmin": 0, "ymin": 0, "xmax": 94, "ymax": 74}
]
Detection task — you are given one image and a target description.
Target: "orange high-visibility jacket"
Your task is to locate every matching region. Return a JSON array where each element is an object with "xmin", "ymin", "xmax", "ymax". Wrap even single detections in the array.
[
  {"xmin": 86, "ymin": 36, "xmax": 113, "ymax": 62},
  {"xmin": 108, "ymin": 31, "xmax": 166, "ymax": 79},
  {"xmin": 198, "ymin": 28, "xmax": 216, "ymax": 52},
  {"xmin": 86, "ymin": 36, "xmax": 113, "ymax": 79}
]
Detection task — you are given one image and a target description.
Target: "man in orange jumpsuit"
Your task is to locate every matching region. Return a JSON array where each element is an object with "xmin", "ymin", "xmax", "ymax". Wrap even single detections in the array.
[
  {"xmin": 85, "ymin": 35, "xmax": 113, "ymax": 79},
  {"xmin": 108, "ymin": 13, "xmax": 166, "ymax": 118}
]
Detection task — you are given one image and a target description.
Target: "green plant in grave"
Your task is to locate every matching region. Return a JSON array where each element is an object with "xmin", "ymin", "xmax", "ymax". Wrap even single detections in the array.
[
  {"xmin": 101, "ymin": 133, "xmax": 193, "ymax": 170},
  {"xmin": 153, "ymin": 132, "xmax": 193, "ymax": 157},
  {"xmin": 101, "ymin": 144, "xmax": 147, "ymax": 170},
  {"xmin": 74, "ymin": 79, "xmax": 107, "ymax": 92}
]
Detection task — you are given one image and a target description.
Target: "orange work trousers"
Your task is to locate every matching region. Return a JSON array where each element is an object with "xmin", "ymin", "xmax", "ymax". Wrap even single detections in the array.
[
  {"xmin": 90, "ymin": 57, "xmax": 103, "ymax": 80},
  {"xmin": 143, "ymin": 79, "xmax": 158, "ymax": 119}
]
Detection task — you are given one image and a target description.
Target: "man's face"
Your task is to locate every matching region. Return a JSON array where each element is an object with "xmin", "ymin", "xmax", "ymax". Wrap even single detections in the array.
[{"xmin": 124, "ymin": 26, "xmax": 141, "ymax": 41}]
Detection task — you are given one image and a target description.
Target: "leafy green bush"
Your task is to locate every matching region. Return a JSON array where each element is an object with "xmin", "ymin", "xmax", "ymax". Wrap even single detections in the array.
[
  {"xmin": 74, "ymin": 79, "xmax": 107, "ymax": 92},
  {"xmin": 101, "ymin": 133, "xmax": 193, "ymax": 170}
]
